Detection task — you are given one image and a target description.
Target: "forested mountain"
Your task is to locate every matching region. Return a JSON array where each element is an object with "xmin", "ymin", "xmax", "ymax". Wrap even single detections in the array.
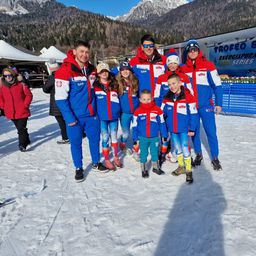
[
  {"xmin": 0, "ymin": 0, "xmax": 255, "ymax": 58},
  {"xmin": 145, "ymin": 0, "xmax": 256, "ymax": 41},
  {"xmin": 0, "ymin": 0, "xmax": 173, "ymax": 58}
]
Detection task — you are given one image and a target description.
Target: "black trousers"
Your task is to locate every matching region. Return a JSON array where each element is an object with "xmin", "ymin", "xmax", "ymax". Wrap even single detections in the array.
[
  {"xmin": 55, "ymin": 115, "xmax": 68, "ymax": 140},
  {"xmin": 12, "ymin": 118, "xmax": 30, "ymax": 147}
]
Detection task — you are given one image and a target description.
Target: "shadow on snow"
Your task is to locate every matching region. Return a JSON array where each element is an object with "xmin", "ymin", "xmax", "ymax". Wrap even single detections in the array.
[{"xmin": 154, "ymin": 165, "xmax": 226, "ymax": 256}]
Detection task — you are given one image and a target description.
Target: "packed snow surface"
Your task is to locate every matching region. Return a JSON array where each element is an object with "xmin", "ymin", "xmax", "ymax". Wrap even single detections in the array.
[{"xmin": 0, "ymin": 89, "xmax": 256, "ymax": 256}]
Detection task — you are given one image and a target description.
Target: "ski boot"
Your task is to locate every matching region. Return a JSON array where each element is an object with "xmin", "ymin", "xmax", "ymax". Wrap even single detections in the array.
[
  {"xmin": 212, "ymin": 158, "xmax": 222, "ymax": 171},
  {"xmin": 152, "ymin": 161, "xmax": 165, "ymax": 175},
  {"xmin": 191, "ymin": 153, "xmax": 203, "ymax": 167},
  {"xmin": 75, "ymin": 168, "xmax": 85, "ymax": 182},
  {"xmin": 141, "ymin": 163, "xmax": 149, "ymax": 178},
  {"xmin": 171, "ymin": 166, "xmax": 186, "ymax": 176},
  {"xmin": 153, "ymin": 168, "xmax": 165, "ymax": 175},
  {"xmin": 92, "ymin": 162, "xmax": 108, "ymax": 172},
  {"xmin": 114, "ymin": 156, "xmax": 123, "ymax": 168},
  {"xmin": 104, "ymin": 160, "xmax": 116, "ymax": 171},
  {"xmin": 19, "ymin": 145, "xmax": 27, "ymax": 152},
  {"xmin": 142, "ymin": 170, "xmax": 149, "ymax": 178},
  {"xmin": 186, "ymin": 172, "xmax": 193, "ymax": 184}
]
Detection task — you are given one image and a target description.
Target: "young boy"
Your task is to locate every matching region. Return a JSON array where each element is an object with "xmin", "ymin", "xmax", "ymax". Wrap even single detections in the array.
[
  {"xmin": 132, "ymin": 89, "xmax": 168, "ymax": 178},
  {"xmin": 161, "ymin": 74, "xmax": 199, "ymax": 183},
  {"xmin": 155, "ymin": 49, "xmax": 193, "ymax": 165}
]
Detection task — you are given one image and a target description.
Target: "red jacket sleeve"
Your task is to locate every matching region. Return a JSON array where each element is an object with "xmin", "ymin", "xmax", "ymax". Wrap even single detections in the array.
[{"xmin": 23, "ymin": 83, "xmax": 33, "ymax": 108}]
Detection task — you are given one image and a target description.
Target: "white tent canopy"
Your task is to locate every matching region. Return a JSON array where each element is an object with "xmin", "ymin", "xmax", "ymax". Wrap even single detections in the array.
[
  {"xmin": 39, "ymin": 46, "xmax": 66, "ymax": 63},
  {"xmin": 0, "ymin": 40, "xmax": 48, "ymax": 63}
]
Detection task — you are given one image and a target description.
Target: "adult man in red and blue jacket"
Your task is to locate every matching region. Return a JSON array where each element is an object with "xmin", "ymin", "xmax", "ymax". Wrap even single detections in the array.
[
  {"xmin": 130, "ymin": 34, "xmax": 167, "ymax": 96},
  {"xmin": 181, "ymin": 39, "xmax": 223, "ymax": 170},
  {"xmin": 55, "ymin": 40, "xmax": 106, "ymax": 182}
]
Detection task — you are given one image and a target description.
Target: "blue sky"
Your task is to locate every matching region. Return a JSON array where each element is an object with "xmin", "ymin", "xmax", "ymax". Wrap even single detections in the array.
[{"xmin": 57, "ymin": 0, "xmax": 141, "ymax": 16}]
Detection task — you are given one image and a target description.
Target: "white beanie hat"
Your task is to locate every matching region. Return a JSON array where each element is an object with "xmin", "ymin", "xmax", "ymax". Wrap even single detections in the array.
[{"xmin": 166, "ymin": 48, "xmax": 180, "ymax": 65}]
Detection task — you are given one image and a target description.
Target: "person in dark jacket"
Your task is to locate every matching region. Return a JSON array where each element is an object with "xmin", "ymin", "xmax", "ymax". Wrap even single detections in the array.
[
  {"xmin": 0, "ymin": 67, "xmax": 33, "ymax": 152},
  {"xmin": 43, "ymin": 60, "xmax": 69, "ymax": 144}
]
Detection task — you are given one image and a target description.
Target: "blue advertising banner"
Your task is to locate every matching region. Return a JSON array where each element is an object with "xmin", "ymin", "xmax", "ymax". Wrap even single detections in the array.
[{"xmin": 209, "ymin": 39, "xmax": 256, "ymax": 77}]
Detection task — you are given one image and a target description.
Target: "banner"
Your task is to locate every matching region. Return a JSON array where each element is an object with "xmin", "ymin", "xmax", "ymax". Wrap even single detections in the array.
[{"xmin": 209, "ymin": 39, "xmax": 256, "ymax": 77}]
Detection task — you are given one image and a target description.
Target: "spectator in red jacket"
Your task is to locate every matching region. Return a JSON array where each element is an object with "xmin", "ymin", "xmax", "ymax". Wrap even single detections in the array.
[{"xmin": 0, "ymin": 67, "xmax": 33, "ymax": 152}]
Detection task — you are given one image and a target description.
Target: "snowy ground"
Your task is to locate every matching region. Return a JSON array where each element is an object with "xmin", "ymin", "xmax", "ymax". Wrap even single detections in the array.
[{"xmin": 0, "ymin": 89, "xmax": 256, "ymax": 256}]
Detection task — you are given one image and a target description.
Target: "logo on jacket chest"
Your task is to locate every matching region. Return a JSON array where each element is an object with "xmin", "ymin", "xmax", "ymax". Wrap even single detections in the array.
[{"xmin": 56, "ymin": 80, "xmax": 62, "ymax": 87}]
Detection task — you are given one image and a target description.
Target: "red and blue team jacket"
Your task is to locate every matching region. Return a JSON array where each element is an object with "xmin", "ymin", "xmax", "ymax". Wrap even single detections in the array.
[
  {"xmin": 129, "ymin": 47, "xmax": 167, "ymax": 96},
  {"xmin": 181, "ymin": 51, "xmax": 223, "ymax": 109},
  {"xmin": 119, "ymin": 85, "xmax": 139, "ymax": 114},
  {"xmin": 154, "ymin": 68, "xmax": 193, "ymax": 107},
  {"xmin": 55, "ymin": 50, "xmax": 97, "ymax": 124},
  {"xmin": 93, "ymin": 78, "xmax": 121, "ymax": 121},
  {"xmin": 161, "ymin": 86, "xmax": 199, "ymax": 133},
  {"xmin": 132, "ymin": 101, "xmax": 168, "ymax": 141}
]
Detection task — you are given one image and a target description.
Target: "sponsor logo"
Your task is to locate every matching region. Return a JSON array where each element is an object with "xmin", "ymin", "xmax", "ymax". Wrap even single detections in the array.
[
  {"xmin": 150, "ymin": 116, "xmax": 156, "ymax": 121},
  {"xmin": 140, "ymin": 116, "xmax": 146, "ymax": 120},
  {"xmin": 179, "ymin": 105, "xmax": 186, "ymax": 109},
  {"xmin": 98, "ymin": 96, "xmax": 104, "ymax": 99},
  {"xmin": 76, "ymin": 82, "xmax": 84, "ymax": 86},
  {"xmin": 90, "ymin": 75, "xmax": 96, "ymax": 80},
  {"xmin": 206, "ymin": 108, "xmax": 214, "ymax": 112},
  {"xmin": 140, "ymin": 70, "xmax": 147, "ymax": 73},
  {"xmin": 56, "ymin": 80, "xmax": 62, "ymax": 87},
  {"xmin": 198, "ymin": 73, "xmax": 206, "ymax": 76},
  {"xmin": 155, "ymin": 66, "xmax": 163, "ymax": 70},
  {"xmin": 167, "ymin": 107, "xmax": 172, "ymax": 110}
]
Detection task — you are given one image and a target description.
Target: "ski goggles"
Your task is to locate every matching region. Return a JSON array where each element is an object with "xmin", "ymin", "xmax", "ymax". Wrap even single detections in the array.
[
  {"xmin": 143, "ymin": 44, "xmax": 155, "ymax": 49},
  {"xmin": 188, "ymin": 46, "xmax": 199, "ymax": 52}
]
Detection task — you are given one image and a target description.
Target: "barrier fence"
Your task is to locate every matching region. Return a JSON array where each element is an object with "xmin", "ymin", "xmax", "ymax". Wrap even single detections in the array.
[{"xmin": 221, "ymin": 83, "xmax": 256, "ymax": 115}]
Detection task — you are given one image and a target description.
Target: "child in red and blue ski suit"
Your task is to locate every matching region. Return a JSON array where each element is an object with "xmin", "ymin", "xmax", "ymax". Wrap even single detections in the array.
[
  {"xmin": 132, "ymin": 89, "xmax": 168, "ymax": 178},
  {"xmin": 155, "ymin": 49, "xmax": 194, "ymax": 164},
  {"xmin": 94, "ymin": 62, "xmax": 122, "ymax": 170},
  {"xmin": 116, "ymin": 61, "xmax": 140, "ymax": 154},
  {"xmin": 161, "ymin": 74, "xmax": 199, "ymax": 183}
]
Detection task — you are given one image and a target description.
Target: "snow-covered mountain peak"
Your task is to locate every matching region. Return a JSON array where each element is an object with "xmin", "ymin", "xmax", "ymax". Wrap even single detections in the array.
[
  {"xmin": 118, "ymin": 0, "xmax": 189, "ymax": 23},
  {"xmin": 0, "ymin": 0, "xmax": 50, "ymax": 15}
]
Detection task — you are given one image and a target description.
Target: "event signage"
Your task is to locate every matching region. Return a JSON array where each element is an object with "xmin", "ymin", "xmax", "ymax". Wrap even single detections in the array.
[{"xmin": 209, "ymin": 39, "xmax": 256, "ymax": 76}]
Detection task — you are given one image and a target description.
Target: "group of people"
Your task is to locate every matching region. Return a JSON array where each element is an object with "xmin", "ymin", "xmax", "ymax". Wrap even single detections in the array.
[{"xmin": 0, "ymin": 34, "xmax": 223, "ymax": 184}]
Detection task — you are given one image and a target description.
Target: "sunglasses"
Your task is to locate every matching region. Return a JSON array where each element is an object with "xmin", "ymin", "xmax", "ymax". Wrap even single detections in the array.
[
  {"xmin": 143, "ymin": 44, "xmax": 154, "ymax": 49},
  {"xmin": 188, "ymin": 47, "xmax": 199, "ymax": 53},
  {"xmin": 3, "ymin": 74, "xmax": 14, "ymax": 78}
]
